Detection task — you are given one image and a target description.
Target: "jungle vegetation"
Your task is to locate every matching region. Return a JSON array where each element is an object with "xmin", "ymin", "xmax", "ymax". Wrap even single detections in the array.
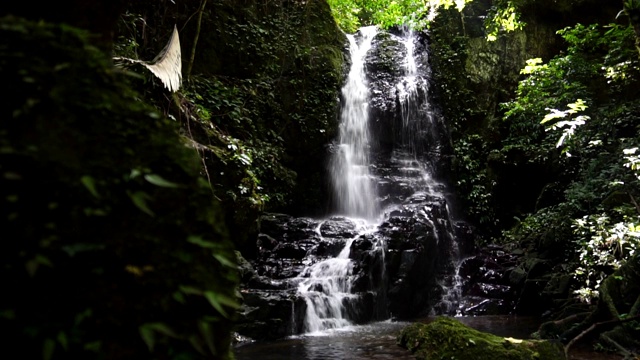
[{"xmin": 2, "ymin": 0, "xmax": 640, "ymax": 358}]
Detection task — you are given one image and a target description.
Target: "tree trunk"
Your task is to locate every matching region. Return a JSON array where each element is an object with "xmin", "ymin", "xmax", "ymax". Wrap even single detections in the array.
[{"xmin": 186, "ymin": 0, "xmax": 207, "ymax": 82}]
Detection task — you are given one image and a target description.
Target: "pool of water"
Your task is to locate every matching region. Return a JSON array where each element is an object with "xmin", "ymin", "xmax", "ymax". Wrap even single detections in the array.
[
  {"xmin": 235, "ymin": 321, "xmax": 414, "ymax": 360},
  {"xmin": 234, "ymin": 316, "xmax": 623, "ymax": 360}
]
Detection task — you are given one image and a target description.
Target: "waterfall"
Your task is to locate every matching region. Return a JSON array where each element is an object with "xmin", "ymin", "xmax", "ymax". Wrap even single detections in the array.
[
  {"xmin": 293, "ymin": 26, "xmax": 464, "ymax": 335},
  {"xmin": 330, "ymin": 26, "xmax": 379, "ymax": 220},
  {"xmin": 395, "ymin": 28, "xmax": 464, "ymax": 316},
  {"xmin": 297, "ymin": 26, "xmax": 380, "ymax": 333}
]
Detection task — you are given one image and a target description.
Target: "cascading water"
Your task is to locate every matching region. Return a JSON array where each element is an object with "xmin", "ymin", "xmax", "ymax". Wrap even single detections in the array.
[
  {"xmin": 296, "ymin": 220, "xmax": 377, "ymax": 333},
  {"xmin": 298, "ymin": 26, "xmax": 380, "ymax": 333},
  {"xmin": 330, "ymin": 26, "xmax": 379, "ymax": 220},
  {"xmin": 393, "ymin": 28, "xmax": 465, "ymax": 316}
]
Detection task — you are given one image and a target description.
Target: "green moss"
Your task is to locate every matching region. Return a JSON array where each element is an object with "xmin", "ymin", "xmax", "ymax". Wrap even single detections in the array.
[{"xmin": 398, "ymin": 317, "xmax": 566, "ymax": 360}]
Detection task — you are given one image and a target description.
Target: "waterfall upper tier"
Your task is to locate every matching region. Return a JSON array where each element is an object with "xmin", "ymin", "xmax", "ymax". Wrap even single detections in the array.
[{"xmin": 330, "ymin": 26, "xmax": 379, "ymax": 220}]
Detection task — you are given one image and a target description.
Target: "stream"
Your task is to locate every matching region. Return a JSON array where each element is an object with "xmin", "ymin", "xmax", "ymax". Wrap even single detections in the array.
[{"xmin": 235, "ymin": 316, "xmax": 622, "ymax": 360}]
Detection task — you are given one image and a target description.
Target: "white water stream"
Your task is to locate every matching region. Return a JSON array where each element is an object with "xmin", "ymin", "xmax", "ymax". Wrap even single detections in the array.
[{"xmin": 330, "ymin": 26, "xmax": 379, "ymax": 220}]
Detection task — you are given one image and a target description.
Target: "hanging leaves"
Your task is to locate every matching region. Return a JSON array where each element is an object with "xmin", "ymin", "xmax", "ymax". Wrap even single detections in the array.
[{"xmin": 114, "ymin": 25, "xmax": 182, "ymax": 92}]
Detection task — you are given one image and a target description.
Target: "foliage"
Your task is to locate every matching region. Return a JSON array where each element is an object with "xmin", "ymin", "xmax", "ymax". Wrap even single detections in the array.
[
  {"xmin": 495, "ymin": 21, "xmax": 640, "ymax": 304},
  {"xmin": 326, "ymin": 0, "xmax": 473, "ymax": 32},
  {"xmin": 484, "ymin": 1, "xmax": 525, "ymax": 41},
  {"xmin": 453, "ymin": 134, "xmax": 497, "ymax": 226},
  {"xmin": 540, "ymin": 99, "xmax": 591, "ymax": 156},
  {"xmin": 572, "ymin": 209, "xmax": 640, "ymax": 303},
  {"xmin": 114, "ymin": 0, "xmax": 346, "ymax": 251},
  {"xmin": 0, "ymin": 16, "xmax": 238, "ymax": 359}
]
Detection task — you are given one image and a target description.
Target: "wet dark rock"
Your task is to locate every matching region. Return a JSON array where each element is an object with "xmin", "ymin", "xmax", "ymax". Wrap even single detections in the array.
[
  {"xmin": 350, "ymin": 236, "xmax": 374, "ymax": 252},
  {"xmin": 456, "ymin": 246, "xmax": 523, "ymax": 316},
  {"xmin": 319, "ymin": 216, "xmax": 360, "ymax": 238},
  {"xmin": 257, "ymin": 233, "xmax": 278, "ymax": 251},
  {"xmin": 367, "ymin": 32, "xmax": 406, "ymax": 116},
  {"xmin": 259, "ymin": 213, "xmax": 319, "ymax": 242},
  {"xmin": 236, "ymin": 289, "xmax": 306, "ymax": 341},
  {"xmin": 236, "ymin": 251, "xmax": 257, "ymax": 283},
  {"xmin": 311, "ymin": 238, "xmax": 346, "ymax": 257},
  {"xmin": 274, "ymin": 243, "xmax": 307, "ymax": 259}
]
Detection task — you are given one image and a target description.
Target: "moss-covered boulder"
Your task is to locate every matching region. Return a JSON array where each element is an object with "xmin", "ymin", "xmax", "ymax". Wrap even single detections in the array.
[
  {"xmin": 397, "ymin": 317, "xmax": 566, "ymax": 360},
  {"xmin": 0, "ymin": 16, "xmax": 238, "ymax": 359}
]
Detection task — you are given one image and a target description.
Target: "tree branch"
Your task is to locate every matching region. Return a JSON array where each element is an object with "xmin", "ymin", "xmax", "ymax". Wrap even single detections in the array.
[{"xmin": 564, "ymin": 315, "xmax": 640, "ymax": 357}]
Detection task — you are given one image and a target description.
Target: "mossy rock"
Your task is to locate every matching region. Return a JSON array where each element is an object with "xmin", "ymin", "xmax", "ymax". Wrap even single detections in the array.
[{"xmin": 398, "ymin": 317, "xmax": 566, "ymax": 360}]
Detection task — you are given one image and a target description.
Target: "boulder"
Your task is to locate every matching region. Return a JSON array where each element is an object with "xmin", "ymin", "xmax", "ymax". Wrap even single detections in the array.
[{"xmin": 398, "ymin": 317, "xmax": 566, "ymax": 360}]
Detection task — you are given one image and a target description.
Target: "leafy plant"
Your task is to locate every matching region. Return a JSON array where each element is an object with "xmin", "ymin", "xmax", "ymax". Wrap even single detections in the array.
[{"xmin": 573, "ymin": 210, "xmax": 640, "ymax": 303}]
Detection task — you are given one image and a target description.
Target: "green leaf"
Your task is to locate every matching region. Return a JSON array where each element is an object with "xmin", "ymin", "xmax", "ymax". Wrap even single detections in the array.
[
  {"xmin": 80, "ymin": 175, "xmax": 100, "ymax": 198},
  {"xmin": 173, "ymin": 291, "xmax": 186, "ymax": 304},
  {"xmin": 130, "ymin": 168, "xmax": 142, "ymax": 179},
  {"xmin": 74, "ymin": 308, "xmax": 93, "ymax": 326},
  {"xmin": 204, "ymin": 291, "xmax": 228, "ymax": 317},
  {"xmin": 83, "ymin": 341, "xmax": 101, "ymax": 352},
  {"xmin": 148, "ymin": 322, "xmax": 178, "ymax": 337},
  {"xmin": 187, "ymin": 235, "xmax": 221, "ymax": 249},
  {"xmin": 26, "ymin": 255, "xmax": 53, "ymax": 277},
  {"xmin": 62, "ymin": 243, "xmax": 106, "ymax": 257},
  {"xmin": 541, "ymin": 109, "xmax": 565, "ymax": 124},
  {"xmin": 188, "ymin": 334, "xmax": 206, "ymax": 355},
  {"xmin": 139, "ymin": 325, "xmax": 155, "ymax": 351},
  {"xmin": 144, "ymin": 174, "xmax": 180, "ymax": 188},
  {"xmin": 43, "ymin": 338, "xmax": 55, "ymax": 360},
  {"xmin": 204, "ymin": 291, "xmax": 240, "ymax": 318},
  {"xmin": 127, "ymin": 191, "xmax": 154, "ymax": 216},
  {"xmin": 197, "ymin": 320, "xmax": 217, "ymax": 355},
  {"xmin": 213, "ymin": 253, "xmax": 236, "ymax": 268},
  {"xmin": 179, "ymin": 285, "xmax": 203, "ymax": 295},
  {"xmin": 57, "ymin": 331, "xmax": 68, "ymax": 351},
  {"xmin": 139, "ymin": 322, "xmax": 179, "ymax": 351}
]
